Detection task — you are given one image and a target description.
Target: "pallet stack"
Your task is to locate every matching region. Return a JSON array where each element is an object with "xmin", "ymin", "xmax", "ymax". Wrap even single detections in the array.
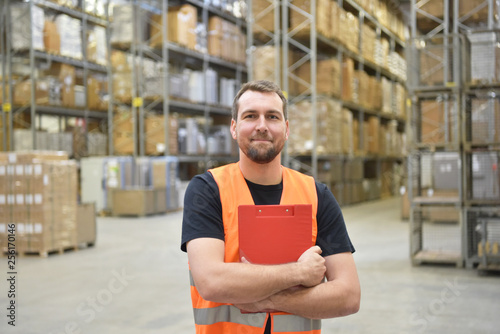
[{"xmin": 0, "ymin": 151, "xmax": 95, "ymax": 257}]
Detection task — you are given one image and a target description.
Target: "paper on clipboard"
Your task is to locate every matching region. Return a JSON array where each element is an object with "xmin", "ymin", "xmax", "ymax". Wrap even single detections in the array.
[{"xmin": 238, "ymin": 204, "xmax": 313, "ymax": 264}]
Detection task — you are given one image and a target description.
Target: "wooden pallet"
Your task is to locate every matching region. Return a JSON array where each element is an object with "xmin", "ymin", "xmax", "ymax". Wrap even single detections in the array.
[{"xmin": 412, "ymin": 250, "xmax": 464, "ymax": 268}]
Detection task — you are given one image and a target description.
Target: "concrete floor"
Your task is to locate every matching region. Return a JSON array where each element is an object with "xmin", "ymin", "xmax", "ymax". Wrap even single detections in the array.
[{"xmin": 1, "ymin": 197, "xmax": 499, "ymax": 334}]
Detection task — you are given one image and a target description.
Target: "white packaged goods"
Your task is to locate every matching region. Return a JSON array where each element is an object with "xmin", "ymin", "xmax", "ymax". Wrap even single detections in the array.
[
  {"xmin": 56, "ymin": 14, "xmax": 82, "ymax": 59},
  {"xmin": 11, "ymin": 4, "xmax": 44, "ymax": 51},
  {"xmin": 188, "ymin": 71, "xmax": 205, "ymax": 103},
  {"xmin": 205, "ymin": 68, "xmax": 218, "ymax": 105},
  {"xmin": 220, "ymin": 78, "xmax": 237, "ymax": 107},
  {"xmin": 111, "ymin": 4, "xmax": 148, "ymax": 46},
  {"xmin": 88, "ymin": 26, "xmax": 107, "ymax": 65}
]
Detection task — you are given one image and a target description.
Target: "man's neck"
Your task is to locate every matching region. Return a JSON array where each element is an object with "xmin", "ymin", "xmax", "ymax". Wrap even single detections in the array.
[{"xmin": 238, "ymin": 155, "xmax": 283, "ymax": 185}]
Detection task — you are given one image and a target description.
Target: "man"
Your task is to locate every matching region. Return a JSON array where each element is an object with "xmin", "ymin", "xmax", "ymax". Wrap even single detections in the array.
[{"xmin": 181, "ymin": 80, "xmax": 360, "ymax": 333}]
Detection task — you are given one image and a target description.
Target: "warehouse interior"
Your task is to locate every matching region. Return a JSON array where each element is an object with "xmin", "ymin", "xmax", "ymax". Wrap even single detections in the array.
[{"xmin": 0, "ymin": 0, "xmax": 500, "ymax": 333}]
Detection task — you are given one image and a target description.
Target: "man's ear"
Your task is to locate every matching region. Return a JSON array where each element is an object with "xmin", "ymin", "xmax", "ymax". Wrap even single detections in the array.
[{"xmin": 231, "ymin": 119, "xmax": 237, "ymax": 140}]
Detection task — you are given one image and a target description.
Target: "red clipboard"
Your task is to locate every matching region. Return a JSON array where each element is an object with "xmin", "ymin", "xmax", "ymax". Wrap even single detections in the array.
[{"xmin": 238, "ymin": 204, "xmax": 313, "ymax": 264}]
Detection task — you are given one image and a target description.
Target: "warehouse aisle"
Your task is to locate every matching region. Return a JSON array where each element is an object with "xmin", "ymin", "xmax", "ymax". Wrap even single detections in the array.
[{"xmin": 3, "ymin": 197, "xmax": 499, "ymax": 334}]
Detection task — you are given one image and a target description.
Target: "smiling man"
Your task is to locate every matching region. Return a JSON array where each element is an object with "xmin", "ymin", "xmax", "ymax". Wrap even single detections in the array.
[{"xmin": 181, "ymin": 80, "xmax": 360, "ymax": 334}]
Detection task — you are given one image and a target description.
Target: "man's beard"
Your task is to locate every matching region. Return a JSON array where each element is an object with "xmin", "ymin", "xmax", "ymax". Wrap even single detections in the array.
[{"xmin": 246, "ymin": 145, "xmax": 279, "ymax": 164}]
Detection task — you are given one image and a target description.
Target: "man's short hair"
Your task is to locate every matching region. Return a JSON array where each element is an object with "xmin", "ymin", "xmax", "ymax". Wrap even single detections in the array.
[{"xmin": 232, "ymin": 80, "xmax": 288, "ymax": 121}]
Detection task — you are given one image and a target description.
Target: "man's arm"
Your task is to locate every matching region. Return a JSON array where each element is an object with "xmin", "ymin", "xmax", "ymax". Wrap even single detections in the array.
[
  {"xmin": 187, "ymin": 237, "xmax": 326, "ymax": 304},
  {"xmin": 234, "ymin": 252, "xmax": 360, "ymax": 319}
]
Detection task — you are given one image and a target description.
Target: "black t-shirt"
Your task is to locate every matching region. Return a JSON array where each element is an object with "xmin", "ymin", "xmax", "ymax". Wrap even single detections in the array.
[
  {"xmin": 181, "ymin": 171, "xmax": 355, "ymax": 256},
  {"xmin": 180, "ymin": 171, "xmax": 355, "ymax": 333}
]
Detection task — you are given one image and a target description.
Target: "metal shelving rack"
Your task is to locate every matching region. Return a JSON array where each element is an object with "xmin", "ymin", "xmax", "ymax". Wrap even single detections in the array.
[
  {"xmin": 108, "ymin": 0, "xmax": 246, "ymax": 175},
  {"xmin": 409, "ymin": 0, "xmax": 500, "ymax": 270},
  {"xmin": 1, "ymin": 0, "xmax": 110, "ymax": 155},
  {"xmin": 279, "ymin": 0, "xmax": 408, "ymax": 206}
]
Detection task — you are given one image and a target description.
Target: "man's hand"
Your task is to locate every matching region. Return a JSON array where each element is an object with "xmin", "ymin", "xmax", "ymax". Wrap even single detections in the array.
[{"xmin": 297, "ymin": 246, "xmax": 326, "ymax": 287}]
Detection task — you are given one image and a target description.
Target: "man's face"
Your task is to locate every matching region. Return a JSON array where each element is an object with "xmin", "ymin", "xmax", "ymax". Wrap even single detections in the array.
[{"xmin": 231, "ymin": 90, "xmax": 289, "ymax": 164}]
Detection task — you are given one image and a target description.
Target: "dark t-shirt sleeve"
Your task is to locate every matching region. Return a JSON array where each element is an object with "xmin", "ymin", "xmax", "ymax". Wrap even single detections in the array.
[
  {"xmin": 180, "ymin": 172, "xmax": 224, "ymax": 252},
  {"xmin": 315, "ymin": 182, "xmax": 355, "ymax": 257}
]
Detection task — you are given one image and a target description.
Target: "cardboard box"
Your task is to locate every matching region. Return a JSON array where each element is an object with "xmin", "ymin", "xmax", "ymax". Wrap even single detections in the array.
[
  {"xmin": 342, "ymin": 58, "xmax": 355, "ymax": 102},
  {"xmin": 145, "ymin": 115, "xmax": 178, "ymax": 156},
  {"xmin": 43, "ymin": 20, "xmax": 60, "ymax": 54},
  {"xmin": 368, "ymin": 116, "xmax": 380, "ymax": 154},
  {"xmin": 166, "ymin": 4, "xmax": 197, "ymax": 50},
  {"xmin": 208, "ymin": 16, "xmax": 223, "ymax": 58},
  {"xmin": 14, "ymin": 80, "xmax": 50, "ymax": 106},
  {"xmin": 44, "ymin": 63, "xmax": 76, "ymax": 107},
  {"xmin": 77, "ymin": 203, "xmax": 96, "ymax": 246},
  {"xmin": 253, "ymin": 0, "xmax": 276, "ymax": 35},
  {"xmin": 111, "ymin": 188, "xmax": 156, "ymax": 216}
]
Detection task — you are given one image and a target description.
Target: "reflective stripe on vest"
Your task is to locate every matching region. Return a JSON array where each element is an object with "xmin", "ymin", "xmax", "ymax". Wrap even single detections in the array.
[
  {"xmin": 190, "ymin": 162, "xmax": 320, "ymax": 334},
  {"xmin": 190, "ymin": 271, "xmax": 320, "ymax": 332}
]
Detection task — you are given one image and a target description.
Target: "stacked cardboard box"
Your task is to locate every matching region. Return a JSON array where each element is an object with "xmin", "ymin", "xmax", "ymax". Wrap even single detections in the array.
[
  {"xmin": 44, "ymin": 63, "xmax": 76, "ymax": 108},
  {"xmin": 342, "ymin": 58, "xmax": 355, "ymax": 102},
  {"xmin": 86, "ymin": 74, "xmax": 108, "ymax": 111},
  {"xmin": 0, "ymin": 151, "xmax": 80, "ymax": 256},
  {"xmin": 339, "ymin": 10, "xmax": 359, "ymax": 53},
  {"xmin": 43, "ymin": 19, "xmax": 61, "ymax": 54},
  {"xmin": 296, "ymin": 57, "xmax": 341, "ymax": 98},
  {"xmin": 367, "ymin": 116, "xmax": 380, "ymax": 155},
  {"xmin": 343, "ymin": 159, "xmax": 364, "ymax": 204},
  {"xmin": 375, "ymin": 37, "xmax": 389, "ymax": 70},
  {"xmin": 290, "ymin": 0, "xmax": 332, "ymax": 39},
  {"xmin": 288, "ymin": 99, "xmax": 345, "ymax": 155},
  {"xmin": 253, "ymin": 0, "xmax": 276, "ymax": 36},
  {"xmin": 362, "ymin": 23, "xmax": 376, "ymax": 64},
  {"xmin": 145, "ymin": 114, "xmax": 179, "ymax": 156},
  {"xmin": 113, "ymin": 110, "xmax": 135, "ymax": 155},
  {"xmin": 208, "ymin": 19, "xmax": 246, "ymax": 64},
  {"xmin": 342, "ymin": 108, "xmax": 354, "ymax": 155},
  {"xmin": 13, "ymin": 79, "xmax": 53, "ymax": 106},
  {"xmin": 150, "ymin": 4, "xmax": 197, "ymax": 51}
]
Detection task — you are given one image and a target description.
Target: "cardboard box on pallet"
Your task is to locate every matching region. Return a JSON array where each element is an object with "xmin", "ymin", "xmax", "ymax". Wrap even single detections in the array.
[{"xmin": 111, "ymin": 188, "xmax": 156, "ymax": 216}]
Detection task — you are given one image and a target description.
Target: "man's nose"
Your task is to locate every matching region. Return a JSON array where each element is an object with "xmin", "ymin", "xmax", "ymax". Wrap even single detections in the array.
[{"xmin": 255, "ymin": 115, "xmax": 268, "ymax": 132}]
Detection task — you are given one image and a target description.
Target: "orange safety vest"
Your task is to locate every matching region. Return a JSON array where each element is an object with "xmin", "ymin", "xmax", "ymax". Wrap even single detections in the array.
[{"xmin": 189, "ymin": 162, "xmax": 321, "ymax": 334}]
